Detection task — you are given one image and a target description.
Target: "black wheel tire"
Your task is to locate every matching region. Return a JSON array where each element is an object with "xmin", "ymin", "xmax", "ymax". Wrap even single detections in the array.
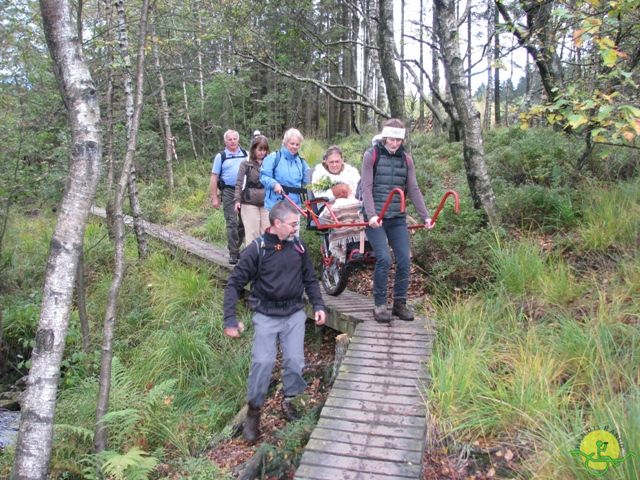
[{"xmin": 321, "ymin": 257, "xmax": 348, "ymax": 296}]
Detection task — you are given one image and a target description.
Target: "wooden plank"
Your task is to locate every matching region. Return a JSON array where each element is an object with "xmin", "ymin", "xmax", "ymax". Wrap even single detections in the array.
[
  {"xmin": 309, "ymin": 427, "xmax": 423, "ymax": 451},
  {"xmin": 350, "ymin": 336, "xmax": 430, "ymax": 349},
  {"xmin": 332, "ymin": 379, "xmax": 424, "ymax": 397},
  {"xmin": 320, "ymin": 406, "xmax": 425, "ymax": 427},
  {"xmin": 336, "ymin": 371, "xmax": 424, "ymax": 387},
  {"xmin": 304, "ymin": 438, "xmax": 422, "ymax": 464},
  {"xmin": 315, "ymin": 417, "xmax": 423, "ymax": 439},
  {"xmin": 297, "ymin": 451, "xmax": 421, "ymax": 478},
  {"xmin": 343, "ymin": 349, "xmax": 426, "ymax": 364},
  {"xmin": 341, "ymin": 356, "xmax": 423, "ymax": 371},
  {"xmin": 337, "ymin": 365, "xmax": 423, "ymax": 381},
  {"xmin": 347, "ymin": 343, "xmax": 430, "ymax": 356},
  {"xmin": 329, "ymin": 387, "xmax": 422, "ymax": 406},
  {"xmin": 295, "ymin": 464, "xmax": 403, "ymax": 480},
  {"xmin": 324, "ymin": 396, "xmax": 425, "ymax": 417},
  {"xmin": 354, "ymin": 329, "xmax": 434, "ymax": 341},
  {"xmin": 357, "ymin": 322, "xmax": 433, "ymax": 335}
]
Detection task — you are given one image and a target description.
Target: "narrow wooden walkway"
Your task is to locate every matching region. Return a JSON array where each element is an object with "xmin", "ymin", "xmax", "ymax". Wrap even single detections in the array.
[
  {"xmin": 90, "ymin": 207, "xmax": 434, "ymax": 479},
  {"xmin": 295, "ymin": 317, "xmax": 433, "ymax": 480}
]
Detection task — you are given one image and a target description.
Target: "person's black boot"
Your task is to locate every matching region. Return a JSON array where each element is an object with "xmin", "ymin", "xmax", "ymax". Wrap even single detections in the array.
[
  {"xmin": 392, "ymin": 299, "xmax": 414, "ymax": 321},
  {"xmin": 373, "ymin": 304, "xmax": 392, "ymax": 323},
  {"xmin": 282, "ymin": 396, "xmax": 302, "ymax": 421},
  {"xmin": 243, "ymin": 404, "xmax": 261, "ymax": 443}
]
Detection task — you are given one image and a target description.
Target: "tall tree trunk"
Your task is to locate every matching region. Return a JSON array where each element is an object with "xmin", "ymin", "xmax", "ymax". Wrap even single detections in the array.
[
  {"xmin": 11, "ymin": 1, "xmax": 102, "ymax": 477},
  {"xmin": 361, "ymin": 0, "xmax": 373, "ymax": 126},
  {"xmin": 431, "ymin": 4, "xmax": 443, "ymax": 133},
  {"xmin": 180, "ymin": 56, "xmax": 198, "ymax": 160},
  {"xmin": 483, "ymin": 1, "xmax": 494, "ymax": 130},
  {"xmin": 466, "ymin": 6, "xmax": 472, "ymax": 92},
  {"xmin": 377, "ymin": 0, "xmax": 404, "ymax": 118},
  {"xmin": 115, "ymin": 0, "xmax": 147, "ymax": 258},
  {"xmin": 75, "ymin": 249, "xmax": 90, "ymax": 352},
  {"xmin": 152, "ymin": 19, "xmax": 174, "ymax": 190},
  {"xmin": 104, "ymin": 0, "xmax": 115, "ymax": 191},
  {"xmin": 435, "ymin": 0, "xmax": 499, "ymax": 226},
  {"xmin": 418, "ymin": 0, "xmax": 425, "ymax": 130},
  {"xmin": 493, "ymin": 5, "xmax": 501, "ymax": 126},
  {"xmin": 94, "ymin": 0, "xmax": 151, "ymax": 453},
  {"xmin": 496, "ymin": 0, "xmax": 564, "ymax": 106}
]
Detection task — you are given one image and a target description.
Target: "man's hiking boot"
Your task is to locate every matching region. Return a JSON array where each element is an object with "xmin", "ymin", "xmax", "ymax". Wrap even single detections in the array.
[
  {"xmin": 243, "ymin": 404, "xmax": 261, "ymax": 443},
  {"xmin": 392, "ymin": 299, "xmax": 414, "ymax": 321},
  {"xmin": 228, "ymin": 255, "xmax": 238, "ymax": 265},
  {"xmin": 282, "ymin": 396, "xmax": 302, "ymax": 421},
  {"xmin": 373, "ymin": 304, "xmax": 392, "ymax": 323}
]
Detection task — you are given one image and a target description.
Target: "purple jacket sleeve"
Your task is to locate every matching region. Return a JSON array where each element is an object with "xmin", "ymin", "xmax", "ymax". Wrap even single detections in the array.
[
  {"xmin": 360, "ymin": 149, "xmax": 376, "ymax": 219},
  {"xmin": 405, "ymin": 153, "xmax": 430, "ymax": 221}
]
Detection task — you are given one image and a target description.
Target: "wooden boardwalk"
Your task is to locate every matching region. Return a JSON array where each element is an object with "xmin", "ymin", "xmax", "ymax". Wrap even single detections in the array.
[
  {"xmin": 90, "ymin": 207, "xmax": 434, "ymax": 479},
  {"xmin": 295, "ymin": 317, "xmax": 433, "ymax": 480}
]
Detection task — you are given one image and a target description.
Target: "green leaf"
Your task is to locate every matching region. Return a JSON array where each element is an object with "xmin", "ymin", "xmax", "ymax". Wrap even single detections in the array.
[
  {"xmin": 567, "ymin": 114, "xmax": 589, "ymax": 129},
  {"xmin": 601, "ymin": 48, "xmax": 618, "ymax": 67}
]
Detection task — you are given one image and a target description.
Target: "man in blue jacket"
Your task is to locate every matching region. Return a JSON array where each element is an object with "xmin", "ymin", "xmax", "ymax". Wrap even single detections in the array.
[{"xmin": 223, "ymin": 200, "xmax": 326, "ymax": 443}]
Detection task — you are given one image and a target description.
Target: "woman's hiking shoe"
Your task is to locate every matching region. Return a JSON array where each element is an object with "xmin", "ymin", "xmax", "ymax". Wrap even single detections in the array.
[
  {"xmin": 243, "ymin": 404, "xmax": 261, "ymax": 443},
  {"xmin": 373, "ymin": 304, "xmax": 392, "ymax": 323},
  {"xmin": 392, "ymin": 299, "xmax": 414, "ymax": 321}
]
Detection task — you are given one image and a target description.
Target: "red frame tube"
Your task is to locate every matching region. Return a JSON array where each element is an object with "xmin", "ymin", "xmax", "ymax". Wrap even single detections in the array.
[{"xmin": 281, "ymin": 188, "xmax": 460, "ymax": 231}]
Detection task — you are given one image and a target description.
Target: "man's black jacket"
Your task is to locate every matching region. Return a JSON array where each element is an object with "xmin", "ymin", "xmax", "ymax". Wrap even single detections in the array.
[{"xmin": 223, "ymin": 230, "xmax": 325, "ymax": 328}]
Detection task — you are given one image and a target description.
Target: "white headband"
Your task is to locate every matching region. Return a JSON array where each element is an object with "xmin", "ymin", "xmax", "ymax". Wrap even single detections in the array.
[{"xmin": 380, "ymin": 126, "xmax": 405, "ymax": 139}]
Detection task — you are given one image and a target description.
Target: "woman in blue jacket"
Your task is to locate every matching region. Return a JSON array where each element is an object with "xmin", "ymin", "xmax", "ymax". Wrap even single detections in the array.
[{"xmin": 260, "ymin": 128, "xmax": 310, "ymax": 210}]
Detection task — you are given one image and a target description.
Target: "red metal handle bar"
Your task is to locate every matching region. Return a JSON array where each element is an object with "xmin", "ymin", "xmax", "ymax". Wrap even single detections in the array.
[
  {"xmin": 281, "ymin": 189, "xmax": 459, "ymax": 230},
  {"xmin": 407, "ymin": 189, "xmax": 460, "ymax": 229},
  {"xmin": 431, "ymin": 189, "xmax": 460, "ymax": 222}
]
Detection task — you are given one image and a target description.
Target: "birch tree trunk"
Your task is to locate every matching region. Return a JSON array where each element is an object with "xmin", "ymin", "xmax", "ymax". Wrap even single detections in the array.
[
  {"xmin": 434, "ymin": 0, "xmax": 499, "ymax": 226},
  {"xmin": 493, "ymin": 5, "xmax": 501, "ymax": 127},
  {"xmin": 378, "ymin": 0, "xmax": 404, "ymax": 118},
  {"xmin": 152, "ymin": 19, "xmax": 175, "ymax": 190},
  {"xmin": 11, "ymin": 0, "xmax": 102, "ymax": 477},
  {"xmin": 115, "ymin": 0, "xmax": 147, "ymax": 258},
  {"xmin": 178, "ymin": 52, "xmax": 198, "ymax": 160},
  {"xmin": 75, "ymin": 249, "xmax": 90, "ymax": 352},
  {"xmin": 483, "ymin": 1, "xmax": 494, "ymax": 130},
  {"xmin": 431, "ymin": 5, "xmax": 443, "ymax": 133},
  {"xmin": 94, "ymin": 0, "xmax": 151, "ymax": 453},
  {"xmin": 104, "ymin": 0, "xmax": 115, "ymax": 191}
]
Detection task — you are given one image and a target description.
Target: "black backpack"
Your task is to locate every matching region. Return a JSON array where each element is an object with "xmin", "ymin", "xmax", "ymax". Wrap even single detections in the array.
[
  {"xmin": 355, "ymin": 145, "xmax": 412, "ymax": 200},
  {"xmin": 216, "ymin": 147, "xmax": 248, "ymax": 189}
]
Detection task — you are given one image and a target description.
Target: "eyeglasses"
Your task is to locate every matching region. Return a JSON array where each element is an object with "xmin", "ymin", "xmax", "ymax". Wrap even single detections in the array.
[{"xmin": 279, "ymin": 219, "xmax": 300, "ymax": 228}]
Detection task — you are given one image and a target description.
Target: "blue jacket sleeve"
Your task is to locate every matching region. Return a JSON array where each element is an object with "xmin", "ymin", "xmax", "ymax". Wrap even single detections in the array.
[{"xmin": 259, "ymin": 152, "xmax": 277, "ymax": 189}]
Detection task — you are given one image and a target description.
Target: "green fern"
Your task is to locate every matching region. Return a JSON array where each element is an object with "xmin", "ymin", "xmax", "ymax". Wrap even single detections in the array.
[
  {"xmin": 101, "ymin": 447, "xmax": 158, "ymax": 480},
  {"xmin": 54, "ymin": 423, "xmax": 94, "ymax": 443}
]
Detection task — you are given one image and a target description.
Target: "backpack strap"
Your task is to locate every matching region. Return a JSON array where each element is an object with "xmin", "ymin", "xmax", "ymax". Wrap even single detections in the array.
[{"xmin": 252, "ymin": 235, "xmax": 266, "ymax": 283}]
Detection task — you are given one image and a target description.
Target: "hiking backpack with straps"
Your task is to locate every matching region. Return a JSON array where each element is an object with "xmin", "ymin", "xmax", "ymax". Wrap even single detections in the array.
[
  {"xmin": 250, "ymin": 234, "xmax": 305, "ymax": 284},
  {"xmin": 216, "ymin": 147, "xmax": 248, "ymax": 189},
  {"xmin": 355, "ymin": 145, "xmax": 412, "ymax": 201}
]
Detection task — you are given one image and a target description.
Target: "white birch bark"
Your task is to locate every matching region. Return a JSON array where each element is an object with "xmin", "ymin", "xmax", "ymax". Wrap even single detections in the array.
[
  {"xmin": 11, "ymin": 0, "xmax": 102, "ymax": 477},
  {"xmin": 435, "ymin": 0, "xmax": 499, "ymax": 226}
]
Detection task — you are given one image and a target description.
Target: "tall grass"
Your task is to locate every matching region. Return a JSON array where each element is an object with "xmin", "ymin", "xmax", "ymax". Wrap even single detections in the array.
[
  {"xmin": 578, "ymin": 179, "xmax": 640, "ymax": 251},
  {"xmin": 429, "ymin": 181, "xmax": 640, "ymax": 478}
]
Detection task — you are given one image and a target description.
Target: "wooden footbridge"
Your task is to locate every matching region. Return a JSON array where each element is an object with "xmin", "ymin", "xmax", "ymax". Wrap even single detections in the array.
[{"xmin": 91, "ymin": 207, "xmax": 434, "ymax": 479}]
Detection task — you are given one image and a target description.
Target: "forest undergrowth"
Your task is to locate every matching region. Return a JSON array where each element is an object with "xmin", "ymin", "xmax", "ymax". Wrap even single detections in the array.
[{"xmin": 1, "ymin": 128, "xmax": 639, "ymax": 479}]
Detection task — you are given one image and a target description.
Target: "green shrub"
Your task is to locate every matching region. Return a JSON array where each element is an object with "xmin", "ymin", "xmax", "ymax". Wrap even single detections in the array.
[
  {"xmin": 486, "ymin": 127, "xmax": 577, "ymax": 187},
  {"xmin": 498, "ymin": 185, "xmax": 577, "ymax": 231}
]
